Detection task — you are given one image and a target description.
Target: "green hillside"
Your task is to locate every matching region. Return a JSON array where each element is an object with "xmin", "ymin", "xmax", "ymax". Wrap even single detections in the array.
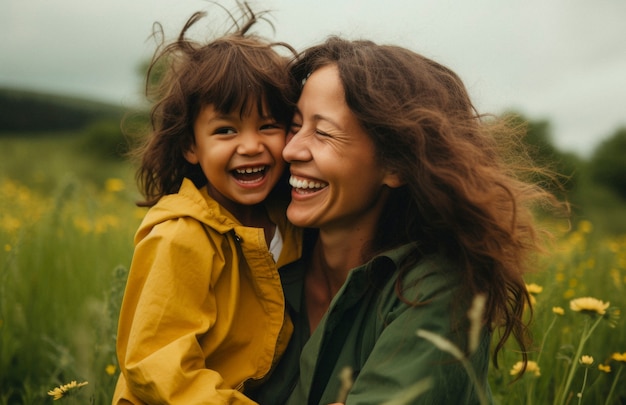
[{"xmin": 0, "ymin": 87, "xmax": 126, "ymax": 134}]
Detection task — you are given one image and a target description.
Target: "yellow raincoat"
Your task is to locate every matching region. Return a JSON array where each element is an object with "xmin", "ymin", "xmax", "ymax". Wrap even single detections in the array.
[{"xmin": 113, "ymin": 178, "xmax": 301, "ymax": 404}]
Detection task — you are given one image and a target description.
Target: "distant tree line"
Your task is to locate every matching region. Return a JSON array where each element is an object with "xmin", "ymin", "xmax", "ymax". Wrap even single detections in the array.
[
  {"xmin": 0, "ymin": 88, "xmax": 144, "ymax": 161},
  {"xmin": 0, "ymin": 88, "xmax": 123, "ymax": 133},
  {"xmin": 508, "ymin": 111, "xmax": 626, "ymax": 226}
]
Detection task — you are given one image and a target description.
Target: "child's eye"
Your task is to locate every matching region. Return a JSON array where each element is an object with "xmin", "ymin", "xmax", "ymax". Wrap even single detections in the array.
[
  {"xmin": 260, "ymin": 123, "xmax": 283, "ymax": 131},
  {"xmin": 289, "ymin": 122, "xmax": 302, "ymax": 135},
  {"xmin": 214, "ymin": 127, "xmax": 237, "ymax": 135}
]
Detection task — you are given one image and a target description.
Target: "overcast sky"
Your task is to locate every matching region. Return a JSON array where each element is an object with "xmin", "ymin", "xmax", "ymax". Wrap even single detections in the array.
[{"xmin": 2, "ymin": 0, "xmax": 625, "ymax": 157}]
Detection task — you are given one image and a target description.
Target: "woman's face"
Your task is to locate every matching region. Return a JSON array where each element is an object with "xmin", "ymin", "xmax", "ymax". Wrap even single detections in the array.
[{"xmin": 284, "ymin": 64, "xmax": 401, "ymax": 232}]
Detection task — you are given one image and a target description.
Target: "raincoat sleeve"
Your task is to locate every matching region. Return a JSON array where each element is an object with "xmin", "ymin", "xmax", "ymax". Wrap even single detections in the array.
[
  {"xmin": 116, "ymin": 217, "xmax": 257, "ymax": 404},
  {"xmin": 343, "ymin": 272, "xmax": 491, "ymax": 405}
]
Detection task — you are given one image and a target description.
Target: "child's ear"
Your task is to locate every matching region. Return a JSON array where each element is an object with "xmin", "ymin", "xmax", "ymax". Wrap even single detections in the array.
[
  {"xmin": 184, "ymin": 147, "xmax": 199, "ymax": 164},
  {"xmin": 382, "ymin": 168, "xmax": 405, "ymax": 188}
]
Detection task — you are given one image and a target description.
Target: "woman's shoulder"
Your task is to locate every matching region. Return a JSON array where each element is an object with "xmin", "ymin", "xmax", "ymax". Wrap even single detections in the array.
[
  {"xmin": 364, "ymin": 246, "xmax": 469, "ymax": 319},
  {"xmin": 375, "ymin": 245, "xmax": 463, "ymax": 291}
]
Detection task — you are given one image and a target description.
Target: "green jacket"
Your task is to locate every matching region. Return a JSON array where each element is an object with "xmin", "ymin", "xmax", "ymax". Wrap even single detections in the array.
[{"xmin": 248, "ymin": 242, "xmax": 493, "ymax": 405}]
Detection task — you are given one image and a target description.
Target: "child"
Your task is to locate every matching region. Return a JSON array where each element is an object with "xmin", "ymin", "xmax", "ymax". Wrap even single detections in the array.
[{"xmin": 113, "ymin": 5, "xmax": 301, "ymax": 404}]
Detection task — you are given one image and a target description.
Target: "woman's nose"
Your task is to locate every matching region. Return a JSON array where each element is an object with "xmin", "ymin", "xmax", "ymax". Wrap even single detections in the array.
[{"xmin": 282, "ymin": 130, "xmax": 310, "ymax": 162}]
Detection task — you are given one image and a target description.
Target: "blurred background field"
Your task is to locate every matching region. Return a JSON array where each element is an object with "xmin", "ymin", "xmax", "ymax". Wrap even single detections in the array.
[{"xmin": 1, "ymin": 89, "xmax": 626, "ymax": 403}]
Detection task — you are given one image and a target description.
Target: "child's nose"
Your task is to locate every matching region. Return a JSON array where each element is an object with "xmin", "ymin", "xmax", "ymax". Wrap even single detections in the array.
[{"xmin": 237, "ymin": 131, "xmax": 264, "ymax": 155}]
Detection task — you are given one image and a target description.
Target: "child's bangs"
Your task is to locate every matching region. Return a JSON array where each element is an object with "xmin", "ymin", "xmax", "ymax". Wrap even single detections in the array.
[
  {"xmin": 192, "ymin": 40, "xmax": 291, "ymax": 122},
  {"xmin": 214, "ymin": 89, "xmax": 267, "ymax": 119}
]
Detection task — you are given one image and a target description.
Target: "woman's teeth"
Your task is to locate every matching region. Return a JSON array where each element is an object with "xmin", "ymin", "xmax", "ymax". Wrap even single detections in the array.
[{"xmin": 289, "ymin": 176, "xmax": 327, "ymax": 189}]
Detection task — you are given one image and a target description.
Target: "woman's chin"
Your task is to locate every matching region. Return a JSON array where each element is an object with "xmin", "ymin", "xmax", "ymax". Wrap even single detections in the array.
[{"xmin": 286, "ymin": 205, "xmax": 317, "ymax": 228}]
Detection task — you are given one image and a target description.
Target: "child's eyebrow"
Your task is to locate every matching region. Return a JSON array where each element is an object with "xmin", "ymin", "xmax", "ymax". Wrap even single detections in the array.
[{"xmin": 211, "ymin": 112, "xmax": 238, "ymax": 121}]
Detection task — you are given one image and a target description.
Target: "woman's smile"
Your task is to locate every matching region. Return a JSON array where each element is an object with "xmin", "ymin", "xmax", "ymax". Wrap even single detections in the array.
[{"xmin": 288, "ymin": 175, "xmax": 328, "ymax": 194}]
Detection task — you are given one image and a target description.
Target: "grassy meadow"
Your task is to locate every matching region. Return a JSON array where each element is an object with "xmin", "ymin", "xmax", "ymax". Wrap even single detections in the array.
[{"xmin": 1, "ymin": 131, "xmax": 625, "ymax": 404}]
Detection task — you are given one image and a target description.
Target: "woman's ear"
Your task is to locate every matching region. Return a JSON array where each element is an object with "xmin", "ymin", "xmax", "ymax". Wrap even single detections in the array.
[
  {"xmin": 382, "ymin": 169, "xmax": 405, "ymax": 188},
  {"xmin": 183, "ymin": 147, "xmax": 199, "ymax": 164}
]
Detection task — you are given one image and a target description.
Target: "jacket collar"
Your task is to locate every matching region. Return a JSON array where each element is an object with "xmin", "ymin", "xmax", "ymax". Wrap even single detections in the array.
[{"xmin": 280, "ymin": 241, "xmax": 418, "ymax": 317}]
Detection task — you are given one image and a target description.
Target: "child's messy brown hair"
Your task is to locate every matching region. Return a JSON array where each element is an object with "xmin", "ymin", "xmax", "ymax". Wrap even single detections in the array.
[{"xmin": 133, "ymin": 3, "xmax": 296, "ymax": 206}]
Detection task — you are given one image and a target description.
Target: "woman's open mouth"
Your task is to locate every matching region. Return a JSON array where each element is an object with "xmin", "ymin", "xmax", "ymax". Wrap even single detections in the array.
[{"xmin": 289, "ymin": 175, "xmax": 328, "ymax": 194}]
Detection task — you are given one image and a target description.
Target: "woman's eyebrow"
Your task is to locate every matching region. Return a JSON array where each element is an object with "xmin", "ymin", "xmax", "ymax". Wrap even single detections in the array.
[{"xmin": 312, "ymin": 113, "xmax": 343, "ymax": 131}]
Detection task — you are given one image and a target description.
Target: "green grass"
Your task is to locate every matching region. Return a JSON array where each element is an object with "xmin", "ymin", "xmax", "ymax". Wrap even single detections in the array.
[
  {"xmin": 1, "ymin": 133, "xmax": 625, "ymax": 404},
  {"xmin": 1, "ymin": 133, "xmax": 141, "ymax": 404},
  {"xmin": 488, "ymin": 222, "xmax": 626, "ymax": 404}
]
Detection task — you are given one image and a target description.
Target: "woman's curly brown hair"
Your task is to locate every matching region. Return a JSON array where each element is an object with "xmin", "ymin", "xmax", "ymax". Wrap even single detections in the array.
[{"xmin": 290, "ymin": 36, "xmax": 568, "ymax": 370}]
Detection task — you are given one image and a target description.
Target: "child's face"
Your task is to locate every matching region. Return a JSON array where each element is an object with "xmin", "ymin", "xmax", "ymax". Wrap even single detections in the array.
[{"xmin": 185, "ymin": 103, "xmax": 286, "ymax": 208}]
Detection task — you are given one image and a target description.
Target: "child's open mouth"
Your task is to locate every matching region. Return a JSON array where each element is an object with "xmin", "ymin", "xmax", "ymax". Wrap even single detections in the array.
[{"xmin": 232, "ymin": 165, "xmax": 267, "ymax": 184}]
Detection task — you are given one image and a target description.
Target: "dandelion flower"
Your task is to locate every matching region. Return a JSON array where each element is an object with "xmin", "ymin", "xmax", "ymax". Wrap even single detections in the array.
[
  {"xmin": 510, "ymin": 361, "xmax": 540, "ymax": 377},
  {"xmin": 106, "ymin": 364, "xmax": 117, "ymax": 376},
  {"xmin": 526, "ymin": 283, "xmax": 543, "ymax": 294},
  {"xmin": 47, "ymin": 381, "xmax": 88, "ymax": 400},
  {"xmin": 579, "ymin": 355, "xmax": 594, "ymax": 366},
  {"xmin": 578, "ymin": 220, "xmax": 593, "ymax": 233},
  {"xmin": 611, "ymin": 352, "xmax": 626, "ymax": 362},
  {"xmin": 598, "ymin": 364, "xmax": 611, "ymax": 373},
  {"xmin": 606, "ymin": 307, "xmax": 621, "ymax": 328},
  {"xmin": 105, "ymin": 178, "xmax": 125, "ymax": 193},
  {"xmin": 552, "ymin": 306, "xmax": 565, "ymax": 315},
  {"xmin": 569, "ymin": 297, "xmax": 610, "ymax": 316}
]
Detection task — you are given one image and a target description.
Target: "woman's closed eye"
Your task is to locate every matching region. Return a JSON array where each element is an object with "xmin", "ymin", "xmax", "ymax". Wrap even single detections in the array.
[{"xmin": 315, "ymin": 128, "xmax": 331, "ymax": 137}]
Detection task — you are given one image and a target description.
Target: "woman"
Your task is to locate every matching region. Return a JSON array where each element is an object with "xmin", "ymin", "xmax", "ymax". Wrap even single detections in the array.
[{"xmin": 248, "ymin": 37, "xmax": 563, "ymax": 404}]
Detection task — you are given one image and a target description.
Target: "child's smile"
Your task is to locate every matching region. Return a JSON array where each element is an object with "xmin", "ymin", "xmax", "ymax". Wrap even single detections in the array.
[{"xmin": 185, "ymin": 103, "xmax": 287, "ymax": 210}]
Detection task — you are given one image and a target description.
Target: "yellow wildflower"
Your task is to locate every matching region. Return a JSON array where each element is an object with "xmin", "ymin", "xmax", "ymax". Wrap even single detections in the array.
[
  {"xmin": 105, "ymin": 178, "xmax": 125, "ymax": 193},
  {"xmin": 563, "ymin": 289, "xmax": 575, "ymax": 299},
  {"xmin": 569, "ymin": 297, "xmax": 610, "ymax": 315},
  {"xmin": 578, "ymin": 220, "xmax": 593, "ymax": 233},
  {"xmin": 610, "ymin": 269, "xmax": 622, "ymax": 289},
  {"xmin": 134, "ymin": 207, "xmax": 148, "ymax": 220},
  {"xmin": 606, "ymin": 307, "xmax": 621, "ymax": 328},
  {"xmin": 579, "ymin": 355, "xmax": 594, "ymax": 366},
  {"xmin": 47, "ymin": 381, "xmax": 88, "ymax": 400},
  {"xmin": 552, "ymin": 306, "xmax": 565, "ymax": 315},
  {"xmin": 510, "ymin": 361, "xmax": 540, "ymax": 377},
  {"xmin": 611, "ymin": 352, "xmax": 626, "ymax": 362},
  {"xmin": 526, "ymin": 283, "xmax": 543, "ymax": 294},
  {"xmin": 106, "ymin": 364, "xmax": 117, "ymax": 376},
  {"xmin": 598, "ymin": 364, "xmax": 611, "ymax": 373}
]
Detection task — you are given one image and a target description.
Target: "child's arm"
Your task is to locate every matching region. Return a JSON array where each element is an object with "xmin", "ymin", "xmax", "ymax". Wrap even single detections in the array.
[{"xmin": 116, "ymin": 218, "xmax": 257, "ymax": 404}]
